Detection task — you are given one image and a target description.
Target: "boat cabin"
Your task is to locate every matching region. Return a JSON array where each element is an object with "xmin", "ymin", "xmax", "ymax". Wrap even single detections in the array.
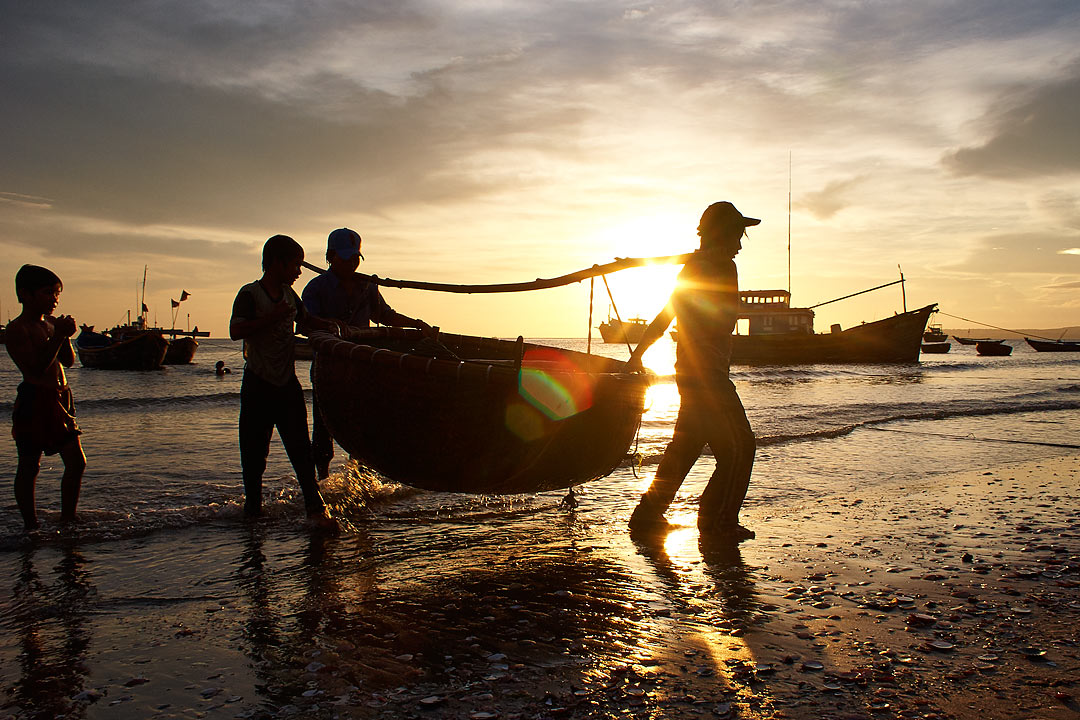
[{"xmin": 738, "ymin": 290, "xmax": 815, "ymax": 335}]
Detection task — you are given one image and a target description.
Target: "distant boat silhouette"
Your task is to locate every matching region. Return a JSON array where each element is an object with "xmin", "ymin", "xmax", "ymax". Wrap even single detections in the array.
[
  {"xmin": 976, "ymin": 340, "xmax": 1012, "ymax": 356},
  {"xmin": 598, "ymin": 316, "xmax": 648, "ymax": 344},
  {"xmin": 1025, "ymin": 338, "xmax": 1080, "ymax": 352},
  {"xmin": 671, "ymin": 288, "xmax": 936, "ymax": 364}
]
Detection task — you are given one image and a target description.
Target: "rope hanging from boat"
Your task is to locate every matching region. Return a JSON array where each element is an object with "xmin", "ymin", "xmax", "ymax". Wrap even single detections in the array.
[
  {"xmin": 935, "ymin": 311, "xmax": 1067, "ymax": 343},
  {"xmin": 302, "ymin": 253, "xmax": 691, "ymax": 294},
  {"xmin": 806, "ymin": 278, "xmax": 906, "ymax": 309}
]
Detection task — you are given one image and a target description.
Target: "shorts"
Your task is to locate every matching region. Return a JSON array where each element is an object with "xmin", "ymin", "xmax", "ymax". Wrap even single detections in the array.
[{"xmin": 12, "ymin": 382, "xmax": 81, "ymax": 456}]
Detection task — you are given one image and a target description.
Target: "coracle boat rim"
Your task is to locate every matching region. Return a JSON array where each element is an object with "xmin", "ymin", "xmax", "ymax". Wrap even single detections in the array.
[{"xmin": 306, "ymin": 327, "xmax": 644, "ymax": 382}]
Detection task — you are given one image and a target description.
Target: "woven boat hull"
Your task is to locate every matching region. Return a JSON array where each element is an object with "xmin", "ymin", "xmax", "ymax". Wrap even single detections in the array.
[{"xmin": 310, "ymin": 329, "xmax": 652, "ymax": 494}]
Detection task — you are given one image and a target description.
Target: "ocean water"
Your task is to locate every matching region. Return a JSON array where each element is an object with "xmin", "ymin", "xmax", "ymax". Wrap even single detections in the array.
[
  {"xmin": 1, "ymin": 335, "xmax": 1078, "ymax": 718},
  {"xmin": 1, "ymin": 336, "xmax": 1077, "ymax": 548}
]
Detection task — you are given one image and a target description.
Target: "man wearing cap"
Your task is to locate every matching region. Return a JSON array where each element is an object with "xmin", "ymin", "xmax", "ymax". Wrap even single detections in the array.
[
  {"xmin": 626, "ymin": 202, "xmax": 758, "ymax": 541},
  {"xmin": 302, "ymin": 227, "xmax": 434, "ymax": 479}
]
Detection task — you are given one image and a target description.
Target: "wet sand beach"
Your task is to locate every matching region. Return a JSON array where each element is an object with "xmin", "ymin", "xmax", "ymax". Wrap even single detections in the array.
[{"xmin": 3, "ymin": 452, "xmax": 1077, "ymax": 720}]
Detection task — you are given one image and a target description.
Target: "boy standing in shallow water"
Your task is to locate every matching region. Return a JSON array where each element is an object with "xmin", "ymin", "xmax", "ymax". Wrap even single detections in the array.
[
  {"xmin": 230, "ymin": 235, "xmax": 339, "ymax": 530},
  {"xmin": 6, "ymin": 264, "xmax": 86, "ymax": 532}
]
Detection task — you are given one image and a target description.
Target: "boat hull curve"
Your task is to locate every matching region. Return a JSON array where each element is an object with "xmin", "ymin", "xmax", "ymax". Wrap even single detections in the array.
[{"xmin": 310, "ymin": 328, "xmax": 652, "ymax": 494}]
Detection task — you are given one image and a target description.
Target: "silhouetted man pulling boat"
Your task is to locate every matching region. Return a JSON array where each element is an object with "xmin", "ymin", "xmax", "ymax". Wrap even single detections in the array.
[
  {"xmin": 302, "ymin": 228, "xmax": 434, "ymax": 480},
  {"xmin": 627, "ymin": 202, "xmax": 757, "ymax": 541}
]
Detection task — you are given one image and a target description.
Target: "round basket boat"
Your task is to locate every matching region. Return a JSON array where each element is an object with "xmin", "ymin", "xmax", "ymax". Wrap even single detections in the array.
[{"xmin": 309, "ymin": 328, "xmax": 652, "ymax": 494}]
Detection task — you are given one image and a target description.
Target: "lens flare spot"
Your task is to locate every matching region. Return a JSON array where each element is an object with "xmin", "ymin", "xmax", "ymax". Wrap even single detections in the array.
[
  {"xmin": 517, "ymin": 348, "xmax": 595, "ymax": 420},
  {"xmin": 505, "ymin": 401, "xmax": 546, "ymax": 441}
]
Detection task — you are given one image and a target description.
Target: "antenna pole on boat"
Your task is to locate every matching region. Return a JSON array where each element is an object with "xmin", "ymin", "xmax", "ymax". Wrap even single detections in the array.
[
  {"xmin": 787, "ymin": 151, "xmax": 792, "ymax": 295},
  {"xmin": 140, "ymin": 265, "xmax": 148, "ymax": 326},
  {"xmin": 586, "ymin": 275, "xmax": 595, "ymax": 356},
  {"xmin": 898, "ymin": 264, "xmax": 907, "ymax": 312}
]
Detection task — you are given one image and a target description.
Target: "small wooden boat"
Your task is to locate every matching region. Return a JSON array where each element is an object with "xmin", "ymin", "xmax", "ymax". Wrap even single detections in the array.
[
  {"xmin": 598, "ymin": 317, "xmax": 649, "ymax": 344},
  {"xmin": 75, "ymin": 327, "xmax": 168, "ymax": 370},
  {"xmin": 163, "ymin": 337, "xmax": 199, "ymax": 364},
  {"xmin": 310, "ymin": 328, "xmax": 652, "ymax": 494},
  {"xmin": 951, "ymin": 336, "xmax": 987, "ymax": 346},
  {"xmin": 976, "ymin": 340, "xmax": 1012, "ymax": 356},
  {"xmin": 1025, "ymin": 338, "xmax": 1080, "ymax": 352},
  {"xmin": 923, "ymin": 324, "xmax": 948, "ymax": 343},
  {"xmin": 921, "ymin": 341, "xmax": 951, "ymax": 354}
]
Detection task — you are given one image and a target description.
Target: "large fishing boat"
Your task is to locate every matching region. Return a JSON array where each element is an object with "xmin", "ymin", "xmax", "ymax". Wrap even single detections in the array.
[
  {"xmin": 309, "ymin": 327, "xmax": 651, "ymax": 494},
  {"xmin": 75, "ymin": 322, "xmax": 169, "ymax": 370},
  {"xmin": 718, "ymin": 289, "xmax": 935, "ymax": 364},
  {"xmin": 78, "ymin": 267, "xmax": 207, "ymax": 368}
]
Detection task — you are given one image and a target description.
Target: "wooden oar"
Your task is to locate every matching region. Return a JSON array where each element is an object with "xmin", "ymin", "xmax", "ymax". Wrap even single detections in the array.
[{"xmin": 301, "ymin": 253, "xmax": 691, "ymax": 294}]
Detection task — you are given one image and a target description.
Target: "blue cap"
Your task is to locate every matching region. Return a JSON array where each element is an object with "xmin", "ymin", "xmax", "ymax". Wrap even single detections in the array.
[{"xmin": 327, "ymin": 227, "xmax": 364, "ymax": 260}]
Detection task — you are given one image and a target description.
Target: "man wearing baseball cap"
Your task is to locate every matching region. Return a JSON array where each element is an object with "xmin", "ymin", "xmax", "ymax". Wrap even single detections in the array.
[
  {"xmin": 626, "ymin": 202, "xmax": 758, "ymax": 541},
  {"xmin": 302, "ymin": 227, "xmax": 434, "ymax": 479}
]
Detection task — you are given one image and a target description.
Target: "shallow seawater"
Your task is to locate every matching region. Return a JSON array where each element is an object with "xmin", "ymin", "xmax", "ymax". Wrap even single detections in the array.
[
  {"xmin": 0, "ymin": 336, "xmax": 1077, "ymax": 543},
  {"xmin": 0, "ymin": 336, "xmax": 1078, "ymax": 716}
]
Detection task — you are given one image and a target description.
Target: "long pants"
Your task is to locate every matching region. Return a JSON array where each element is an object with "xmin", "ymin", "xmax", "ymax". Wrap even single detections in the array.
[
  {"xmin": 310, "ymin": 364, "xmax": 334, "ymax": 476},
  {"xmin": 640, "ymin": 377, "xmax": 756, "ymax": 525},
  {"xmin": 239, "ymin": 370, "xmax": 325, "ymax": 515}
]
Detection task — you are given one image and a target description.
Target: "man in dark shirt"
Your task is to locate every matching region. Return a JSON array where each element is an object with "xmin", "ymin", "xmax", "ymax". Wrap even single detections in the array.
[
  {"xmin": 302, "ymin": 228, "xmax": 433, "ymax": 479},
  {"xmin": 230, "ymin": 234, "xmax": 339, "ymax": 528},
  {"xmin": 626, "ymin": 202, "xmax": 758, "ymax": 541}
]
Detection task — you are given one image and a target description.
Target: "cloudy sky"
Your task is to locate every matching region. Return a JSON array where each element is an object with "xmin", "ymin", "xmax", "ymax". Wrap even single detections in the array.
[{"xmin": 2, "ymin": 0, "xmax": 1079, "ymax": 337}]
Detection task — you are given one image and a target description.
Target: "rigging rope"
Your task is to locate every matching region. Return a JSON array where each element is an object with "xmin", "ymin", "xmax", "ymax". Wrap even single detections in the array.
[{"xmin": 934, "ymin": 311, "xmax": 1067, "ymax": 343}]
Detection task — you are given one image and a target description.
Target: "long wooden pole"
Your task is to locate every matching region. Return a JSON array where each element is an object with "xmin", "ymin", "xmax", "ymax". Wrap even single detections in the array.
[{"xmin": 301, "ymin": 253, "xmax": 692, "ymax": 294}]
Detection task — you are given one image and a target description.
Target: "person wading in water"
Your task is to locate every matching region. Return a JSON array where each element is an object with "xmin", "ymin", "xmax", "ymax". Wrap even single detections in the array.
[{"xmin": 626, "ymin": 201, "xmax": 758, "ymax": 541}]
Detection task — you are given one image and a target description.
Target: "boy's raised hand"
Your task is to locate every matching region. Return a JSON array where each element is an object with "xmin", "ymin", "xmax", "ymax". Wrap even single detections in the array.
[{"xmin": 52, "ymin": 314, "xmax": 77, "ymax": 338}]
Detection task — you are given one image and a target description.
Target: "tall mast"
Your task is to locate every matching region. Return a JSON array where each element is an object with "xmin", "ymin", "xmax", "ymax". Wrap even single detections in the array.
[
  {"xmin": 140, "ymin": 265, "xmax": 148, "ymax": 325},
  {"xmin": 787, "ymin": 152, "xmax": 792, "ymax": 295}
]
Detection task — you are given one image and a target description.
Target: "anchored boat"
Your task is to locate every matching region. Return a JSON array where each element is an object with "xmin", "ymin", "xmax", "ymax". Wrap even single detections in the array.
[
  {"xmin": 976, "ymin": 340, "xmax": 1012, "ymax": 356},
  {"xmin": 598, "ymin": 316, "xmax": 649, "ymax": 344},
  {"xmin": 719, "ymin": 289, "xmax": 935, "ymax": 364},
  {"xmin": 1025, "ymin": 338, "xmax": 1080, "ymax": 352},
  {"xmin": 309, "ymin": 328, "xmax": 652, "ymax": 494},
  {"xmin": 75, "ymin": 325, "xmax": 169, "ymax": 370}
]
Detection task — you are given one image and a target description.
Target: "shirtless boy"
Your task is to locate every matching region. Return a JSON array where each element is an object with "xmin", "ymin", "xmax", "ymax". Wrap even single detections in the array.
[{"xmin": 6, "ymin": 265, "xmax": 86, "ymax": 532}]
